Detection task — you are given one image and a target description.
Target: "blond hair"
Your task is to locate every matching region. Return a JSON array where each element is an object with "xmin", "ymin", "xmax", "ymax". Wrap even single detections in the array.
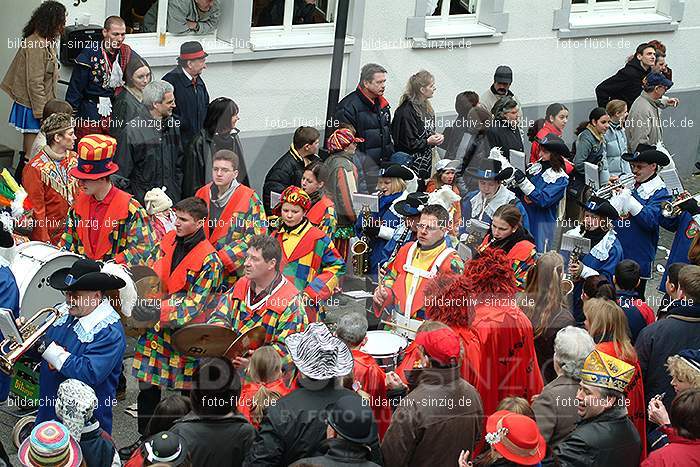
[
  {"xmin": 379, "ymin": 177, "xmax": 407, "ymax": 195},
  {"xmin": 667, "ymin": 355, "xmax": 700, "ymax": 389},
  {"xmin": 399, "ymin": 70, "xmax": 435, "ymax": 116},
  {"xmin": 584, "ymin": 298, "xmax": 636, "ymax": 362},
  {"xmin": 248, "ymin": 346, "xmax": 284, "ymax": 426},
  {"xmin": 606, "ymin": 99, "xmax": 627, "ymax": 117}
]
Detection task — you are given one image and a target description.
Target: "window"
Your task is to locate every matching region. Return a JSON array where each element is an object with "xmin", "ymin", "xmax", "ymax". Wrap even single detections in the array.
[
  {"xmin": 571, "ymin": 0, "xmax": 656, "ymax": 13},
  {"xmin": 429, "ymin": 0, "xmax": 479, "ymax": 16}
]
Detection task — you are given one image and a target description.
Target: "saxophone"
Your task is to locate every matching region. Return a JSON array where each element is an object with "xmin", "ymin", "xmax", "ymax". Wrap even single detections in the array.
[
  {"xmin": 352, "ymin": 204, "xmax": 371, "ymax": 276},
  {"xmin": 561, "ymin": 245, "xmax": 582, "ymax": 296}
]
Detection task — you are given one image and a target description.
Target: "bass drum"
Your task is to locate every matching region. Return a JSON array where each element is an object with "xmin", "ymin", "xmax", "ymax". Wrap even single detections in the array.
[{"xmin": 7, "ymin": 242, "xmax": 81, "ymax": 319}]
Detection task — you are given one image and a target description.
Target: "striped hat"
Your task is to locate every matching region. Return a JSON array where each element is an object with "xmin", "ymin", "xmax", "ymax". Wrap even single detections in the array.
[
  {"xmin": 69, "ymin": 134, "xmax": 119, "ymax": 180},
  {"xmin": 18, "ymin": 421, "xmax": 82, "ymax": 467},
  {"xmin": 327, "ymin": 128, "xmax": 365, "ymax": 153},
  {"xmin": 273, "ymin": 185, "xmax": 312, "ymax": 215},
  {"xmin": 285, "ymin": 322, "xmax": 354, "ymax": 380}
]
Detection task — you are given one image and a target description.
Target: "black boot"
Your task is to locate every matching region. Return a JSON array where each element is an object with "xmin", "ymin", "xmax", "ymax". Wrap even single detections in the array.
[{"xmin": 118, "ymin": 438, "xmax": 143, "ymax": 460}]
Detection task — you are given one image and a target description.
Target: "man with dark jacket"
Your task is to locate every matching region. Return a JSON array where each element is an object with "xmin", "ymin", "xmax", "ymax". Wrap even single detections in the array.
[
  {"xmin": 171, "ymin": 358, "xmax": 255, "ymax": 467},
  {"xmin": 243, "ymin": 323, "xmax": 383, "ymax": 466},
  {"xmin": 381, "ymin": 327, "xmax": 484, "ymax": 467},
  {"xmin": 595, "ymin": 43, "xmax": 657, "ymax": 108},
  {"xmin": 335, "ymin": 63, "xmax": 395, "ymax": 192},
  {"xmin": 162, "ymin": 41, "xmax": 209, "ymax": 151},
  {"xmin": 550, "ymin": 349, "xmax": 641, "ymax": 467},
  {"xmin": 636, "ymin": 265, "xmax": 700, "ymax": 409},
  {"xmin": 290, "ymin": 395, "xmax": 381, "ymax": 467},
  {"xmin": 115, "ymin": 80, "xmax": 184, "ymax": 204},
  {"xmin": 262, "ymin": 126, "xmax": 320, "ymax": 214}
]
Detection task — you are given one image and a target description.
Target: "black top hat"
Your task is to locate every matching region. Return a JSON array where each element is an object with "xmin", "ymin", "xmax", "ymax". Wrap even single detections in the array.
[
  {"xmin": 142, "ymin": 432, "xmax": 189, "ymax": 466},
  {"xmin": 378, "ymin": 164, "xmax": 414, "ymax": 181},
  {"xmin": 539, "ymin": 134, "xmax": 570, "ymax": 158},
  {"xmin": 325, "ymin": 395, "xmax": 376, "ymax": 444},
  {"xmin": 579, "ymin": 196, "xmax": 620, "ymax": 221},
  {"xmin": 49, "ymin": 259, "xmax": 126, "ymax": 292},
  {"xmin": 395, "ymin": 191, "xmax": 429, "ymax": 217},
  {"xmin": 179, "ymin": 41, "xmax": 208, "ymax": 61},
  {"xmin": 622, "ymin": 149, "xmax": 670, "ymax": 167},
  {"xmin": 464, "ymin": 159, "xmax": 513, "ymax": 181}
]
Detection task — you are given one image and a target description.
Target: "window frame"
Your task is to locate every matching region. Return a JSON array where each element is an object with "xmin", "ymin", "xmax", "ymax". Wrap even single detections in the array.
[{"xmin": 571, "ymin": 0, "xmax": 656, "ymax": 13}]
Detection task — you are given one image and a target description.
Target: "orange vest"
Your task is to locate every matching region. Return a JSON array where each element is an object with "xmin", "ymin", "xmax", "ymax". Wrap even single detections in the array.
[
  {"xmin": 72, "ymin": 189, "xmax": 131, "ymax": 260},
  {"xmin": 307, "ymin": 195, "xmax": 333, "ymax": 226},
  {"xmin": 195, "ymin": 183, "xmax": 255, "ymax": 244}
]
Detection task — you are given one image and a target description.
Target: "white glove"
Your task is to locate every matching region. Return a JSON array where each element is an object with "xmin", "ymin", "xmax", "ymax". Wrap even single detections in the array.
[
  {"xmin": 609, "ymin": 188, "xmax": 631, "ymax": 216},
  {"xmin": 519, "ymin": 178, "xmax": 536, "ymax": 196},
  {"xmin": 626, "ymin": 195, "xmax": 643, "ymax": 217},
  {"xmin": 42, "ymin": 341, "xmax": 70, "ymax": 371},
  {"xmin": 97, "ymin": 97, "xmax": 113, "ymax": 117},
  {"xmin": 378, "ymin": 225, "xmax": 395, "ymax": 241}
]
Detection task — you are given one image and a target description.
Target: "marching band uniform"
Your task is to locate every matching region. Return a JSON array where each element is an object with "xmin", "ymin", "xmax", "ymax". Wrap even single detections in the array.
[
  {"xmin": 61, "ymin": 135, "xmax": 155, "ymax": 266},
  {"xmin": 208, "ymin": 274, "xmax": 308, "ymax": 366},
  {"xmin": 611, "ymin": 149, "xmax": 672, "ymax": 296},
  {"xmin": 379, "ymin": 192, "xmax": 426, "ymax": 268},
  {"xmin": 273, "ymin": 187, "xmax": 345, "ymax": 318},
  {"xmin": 477, "ymin": 229, "xmax": 536, "ymax": 290},
  {"xmin": 22, "ymin": 114, "xmax": 80, "ymax": 244},
  {"xmin": 512, "ymin": 136, "xmax": 570, "ymax": 252},
  {"xmin": 306, "ymin": 191, "xmax": 337, "ymax": 240},
  {"xmin": 567, "ymin": 197, "xmax": 624, "ymax": 323},
  {"xmin": 66, "ymin": 40, "xmax": 134, "ymax": 139},
  {"xmin": 36, "ymin": 260, "xmax": 127, "ymax": 434},
  {"xmin": 462, "ymin": 159, "xmax": 530, "ymax": 233},
  {"xmin": 658, "ymin": 202, "xmax": 700, "ymax": 293},
  {"xmin": 0, "ymin": 229, "xmax": 19, "ymax": 402},
  {"xmin": 196, "ymin": 181, "xmax": 267, "ymax": 289}
]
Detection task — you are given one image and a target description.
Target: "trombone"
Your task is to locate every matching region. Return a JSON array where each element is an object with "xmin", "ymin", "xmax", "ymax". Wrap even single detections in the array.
[
  {"xmin": 661, "ymin": 191, "xmax": 700, "ymax": 218},
  {"xmin": 594, "ymin": 174, "xmax": 636, "ymax": 199}
]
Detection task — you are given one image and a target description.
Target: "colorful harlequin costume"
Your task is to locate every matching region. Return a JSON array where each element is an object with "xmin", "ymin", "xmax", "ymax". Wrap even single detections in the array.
[
  {"xmin": 195, "ymin": 181, "xmax": 267, "ymax": 289},
  {"xmin": 22, "ymin": 114, "xmax": 80, "ymax": 244},
  {"xmin": 132, "ymin": 229, "xmax": 223, "ymax": 389},
  {"xmin": 306, "ymin": 192, "xmax": 337, "ymax": 240},
  {"xmin": 477, "ymin": 230, "xmax": 536, "ymax": 290},
  {"xmin": 61, "ymin": 135, "xmax": 155, "ymax": 267},
  {"xmin": 208, "ymin": 275, "xmax": 308, "ymax": 366},
  {"xmin": 273, "ymin": 186, "xmax": 346, "ymax": 316}
]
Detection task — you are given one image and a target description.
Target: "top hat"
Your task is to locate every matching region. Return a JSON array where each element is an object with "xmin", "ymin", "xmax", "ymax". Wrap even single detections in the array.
[
  {"xmin": 179, "ymin": 41, "xmax": 208, "ymax": 61},
  {"xmin": 285, "ymin": 322, "xmax": 354, "ymax": 380},
  {"xmin": 464, "ymin": 159, "xmax": 513, "ymax": 181},
  {"xmin": 580, "ymin": 349, "xmax": 636, "ymax": 393},
  {"xmin": 18, "ymin": 421, "xmax": 83, "ymax": 467},
  {"xmin": 485, "ymin": 411, "xmax": 546, "ymax": 465},
  {"xmin": 324, "ymin": 395, "xmax": 376, "ymax": 444},
  {"xmin": 49, "ymin": 258, "xmax": 126, "ymax": 292},
  {"xmin": 69, "ymin": 134, "xmax": 119, "ymax": 180}
]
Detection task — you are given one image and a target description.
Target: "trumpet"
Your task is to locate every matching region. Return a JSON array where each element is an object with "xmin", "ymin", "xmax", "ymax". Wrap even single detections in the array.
[
  {"xmin": 594, "ymin": 174, "xmax": 636, "ymax": 199},
  {"xmin": 0, "ymin": 308, "xmax": 61, "ymax": 375},
  {"xmin": 661, "ymin": 192, "xmax": 700, "ymax": 218}
]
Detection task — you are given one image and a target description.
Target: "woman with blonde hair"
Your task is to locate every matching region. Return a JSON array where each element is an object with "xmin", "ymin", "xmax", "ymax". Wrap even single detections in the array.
[
  {"xmin": 519, "ymin": 251, "xmax": 575, "ymax": 383},
  {"xmin": 392, "ymin": 70, "xmax": 444, "ymax": 188},
  {"xmin": 584, "ymin": 297, "xmax": 647, "ymax": 458},
  {"xmin": 237, "ymin": 346, "xmax": 291, "ymax": 429},
  {"xmin": 604, "ymin": 99, "xmax": 631, "ymax": 177}
]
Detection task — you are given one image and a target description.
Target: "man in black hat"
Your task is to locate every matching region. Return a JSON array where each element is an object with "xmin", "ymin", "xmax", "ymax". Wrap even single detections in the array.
[
  {"xmin": 462, "ymin": 158, "xmax": 529, "ymax": 233},
  {"xmin": 626, "ymin": 72, "xmax": 674, "ymax": 152},
  {"xmin": 566, "ymin": 196, "xmax": 624, "ymax": 323},
  {"xmin": 611, "ymin": 148, "xmax": 672, "ymax": 298},
  {"xmin": 289, "ymin": 395, "xmax": 381, "ymax": 466},
  {"xmin": 480, "ymin": 65, "xmax": 522, "ymax": 119},
  {"xmin": 163, "ymin": 41, "xmax": 210, "ymax": 150},
  {"xmin": 34, "ymin": 259, "xmax": 127, "ymax": 435}
]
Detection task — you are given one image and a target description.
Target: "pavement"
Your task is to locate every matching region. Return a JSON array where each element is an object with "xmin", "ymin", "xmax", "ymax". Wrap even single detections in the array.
[{"xmin": 1, "ymin": 172, "xmax": 698, "ymax": 466}]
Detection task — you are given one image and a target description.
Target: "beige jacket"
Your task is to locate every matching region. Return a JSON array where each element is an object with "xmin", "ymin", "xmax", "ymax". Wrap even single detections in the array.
[
  {"xmin": 1, "ymin": 33, "xmax": 59, "ymax": 119},
  {"xmin": 626, "ymin": 92, "xmax": 663, "ymax": 152}
]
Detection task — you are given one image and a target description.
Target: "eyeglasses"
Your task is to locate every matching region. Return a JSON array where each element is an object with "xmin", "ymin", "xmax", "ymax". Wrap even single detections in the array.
[{"xmin": 416, "ymin": 223, "xmax": 440, "ymax": 232}]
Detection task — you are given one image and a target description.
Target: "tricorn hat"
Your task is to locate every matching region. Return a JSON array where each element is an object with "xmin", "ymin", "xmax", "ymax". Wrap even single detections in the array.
[{"xmin": 49, "ymin": 258, "xmax": 126, "ymax": 292}]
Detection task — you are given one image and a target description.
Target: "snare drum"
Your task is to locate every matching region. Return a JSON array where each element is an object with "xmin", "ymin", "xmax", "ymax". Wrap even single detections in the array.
[
  {"xmin": 7, "ymin": 242, "xmax": 81, "ymax": 319},
  {"xmin": 360, "ymin": 330, "xmax": 408, "ymax": 371}
]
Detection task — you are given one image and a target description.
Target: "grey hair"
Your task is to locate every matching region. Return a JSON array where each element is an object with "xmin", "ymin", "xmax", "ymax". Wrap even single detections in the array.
[
  {"xmin": 553, "ymin": 326, "xmax": 595, "ymax": 379},
  {"xmin": 335, "ymin": 312, "xmax": 368, "ymax": 347},
  {"xmin": 360, "ymin": 63, "xmax": 387, "ymax": 86},
  {"xmin": 142, "ymin": 80, "xmax": 174, "ymax": 109},
  {"xmin": 491, "ymin": 96, "xmax": 518, "ymax": 120}
]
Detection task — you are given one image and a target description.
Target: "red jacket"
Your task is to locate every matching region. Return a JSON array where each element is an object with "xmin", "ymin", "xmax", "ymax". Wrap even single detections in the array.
[
  {"xmin": 351, "ymin": 349, "xmax": 392, "ymax": 439},
  {"xmin": 642, "ymin": 427, "xmax": 700, "ymax": 467},
  {"xmin": 530, "ymin": 121, "xmax": 574, "ymax": 174},
  {"xmin": 238, "ymin": 378, "xmax": 292, "ymax": 429}
]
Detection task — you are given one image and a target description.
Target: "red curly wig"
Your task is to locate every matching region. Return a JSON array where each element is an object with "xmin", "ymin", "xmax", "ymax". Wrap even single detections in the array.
[{"xmin": 426, "ymin": 248, "xmax": 518, "ymax": 328}]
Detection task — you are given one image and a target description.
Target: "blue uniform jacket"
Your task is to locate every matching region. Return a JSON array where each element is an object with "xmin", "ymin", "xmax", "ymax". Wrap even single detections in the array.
[
  {"xmin": 355, "ymin": 191, "xmax": 403, "ymax": 280},
  {"xmin": 0, "ymin": 265, "xmax": 20, "ymax": 401},
  {"xmin": 616, "ymin": 176, "xmax": 671, "ymax": 278},
  {"xmin": 519, "ymin": 168, "xmax": 568, "ymax": 252},
  {"xmin": 658, "ymin": 211, "xmax": 700, "ymax": 292},
  {"xmin": 36, "ymin": 302, "xmax": 126, "ymax": 434}
]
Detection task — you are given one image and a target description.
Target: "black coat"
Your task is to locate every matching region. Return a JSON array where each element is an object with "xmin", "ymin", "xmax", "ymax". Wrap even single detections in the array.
[
  {"xmin": 335, "ymin": 88, "xmax": 394, "ymax": 165},
  {"xmin": 171, "ymin": 413, "xmax": 256, "ymax": 467},
  {"xmin": 485, "ymin": 121, "xmax": 524, "ymax": 159},
  {"xmin": 115, "ymin": 112, "xmax": 184, "ymax": 205},
  {"xmin": 243, "ymin": 380, "xmax": 383, "ymax": 467},
  {"xmin": 111, "ymin": 88, "xmax": 146, "ymax": 139},
  {"xmin": 162, "ymin": 66, "xmax": 209, "ymax": 150},
  {"xmin": 595, "ymin": 59, "xmax": 649, "ymax": 109},
  {"xmin": 391, "ymin": 100, "xmax": 435, "ymax": 179},
  {"xmin": 182, "ymin": 128, "xmax": 250, "ymax": 198},
  {"xmin": 549, "ymin": 406, "xmax": 641, "ymax": 467},
  {"xmin": 262, "ymin": 148, "xmax": 311, "ymax": 215},
  {"xmin": 635, "ymin": 302, "xmax": 700, "ymax": 409},
  {"xmin": 290, "ymin": 439, "xmax": 381, "ymax": 467}
]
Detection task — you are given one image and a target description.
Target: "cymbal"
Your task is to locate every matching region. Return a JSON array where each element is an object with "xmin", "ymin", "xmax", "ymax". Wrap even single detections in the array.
[
  {"xmin": 225, "ymin": 326, "xmax": 267, "ymax": 360},
  {"xmin": 172, "ymin": 324, "xmax": 237, "ymax": 357},
  {"xmin": 135, "ymin": 276, "xmax": 162, "ymax": 300}
]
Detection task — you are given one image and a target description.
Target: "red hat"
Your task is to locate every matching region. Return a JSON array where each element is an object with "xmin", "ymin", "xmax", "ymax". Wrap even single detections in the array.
[
  {"xmin": 273, "ymin": 185, "xmax": 312, "ymax": 216},
  {"xmin": 327, "ymin": 128, "xmax": 365, "ymax": 153},
  {"xmin": 485, "ymin": 411, "xmax": 546, "ymax": 465},
  {"xmin": 415, "ymin": 327, "xmax": 460, "ymax": 366},
  {"xmin": 69, "ymin": 134, "xmax": 119, "ymax": 180}
]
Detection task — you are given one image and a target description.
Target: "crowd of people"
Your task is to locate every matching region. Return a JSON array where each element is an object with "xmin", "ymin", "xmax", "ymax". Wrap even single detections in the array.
[{"xmin": 0, "ymin": 2, "xmax": 699, "ymax": 467}]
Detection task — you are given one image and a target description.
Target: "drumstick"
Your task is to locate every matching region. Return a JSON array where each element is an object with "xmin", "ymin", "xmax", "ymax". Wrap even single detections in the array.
[{"xmin": 380, "ymin": 319, "xmax": 416, "ymax": 333}]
